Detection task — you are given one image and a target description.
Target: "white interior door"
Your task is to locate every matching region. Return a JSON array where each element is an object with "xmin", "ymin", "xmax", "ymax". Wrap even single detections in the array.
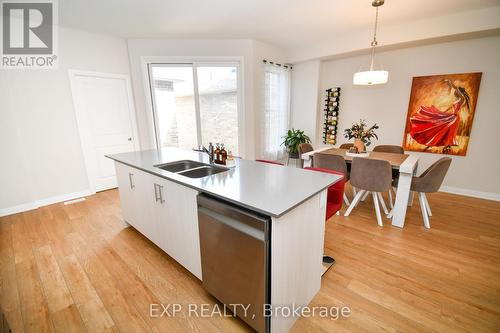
[{"xmin": 69, "ymin": 70, "xmax": 139, "ymax": 192}]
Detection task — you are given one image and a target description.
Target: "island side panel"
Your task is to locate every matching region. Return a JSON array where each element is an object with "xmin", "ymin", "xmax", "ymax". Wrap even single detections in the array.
[{"xmin": 270, "ymin": 190, "xmax": 327, "ymax": 333}]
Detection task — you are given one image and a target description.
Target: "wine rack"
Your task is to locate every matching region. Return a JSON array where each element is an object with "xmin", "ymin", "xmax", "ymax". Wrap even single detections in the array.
[{"xmin": 323, "ymin": 87, "xmax": 341, "ymax": 145}]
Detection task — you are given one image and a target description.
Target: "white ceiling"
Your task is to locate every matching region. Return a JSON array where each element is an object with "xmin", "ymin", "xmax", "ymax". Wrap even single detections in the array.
[{"xmin": 59, "ymin": 0, "xmax": 500, "ymax": 48}]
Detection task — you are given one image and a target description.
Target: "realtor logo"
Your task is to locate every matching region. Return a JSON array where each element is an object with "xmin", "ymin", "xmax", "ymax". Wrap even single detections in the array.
[{"xmin": 1, "ymin": 0, "xmax": 58, "ymax": 68}]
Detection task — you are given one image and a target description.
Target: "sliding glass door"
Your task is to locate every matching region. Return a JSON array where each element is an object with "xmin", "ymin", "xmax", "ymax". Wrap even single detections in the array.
[
  {"xmin": 149, "ymin": 65, "xmax": 198, "ymax": 150},
  {"xmin": 148, "ymin": 62, "xmax": 240, "ymax": 155}
]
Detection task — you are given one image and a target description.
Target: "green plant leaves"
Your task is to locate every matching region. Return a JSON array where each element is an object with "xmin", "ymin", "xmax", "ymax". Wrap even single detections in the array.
[{"xmin": 281, "ymin": 128, "xmax": 312, "ymax": 154}]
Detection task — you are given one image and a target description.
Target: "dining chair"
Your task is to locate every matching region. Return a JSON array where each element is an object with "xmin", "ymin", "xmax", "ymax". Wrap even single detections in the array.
[
  {"xmin": 298, "ymin": 143, "xmax": 314, "ymax": 168},
  {"xmin": 313, "ymin": 153, "xmax": 351, "ymax": 206},
  {"xmin": 339, "ymin": 143, "xmax": 354, "ymax": 179},
  {"xmin": 390, "ymin": 157, "xmax": 451, "ymax": 228},
  {"xmin": 373, "ymin": 145, "xmax": 404, "ymax": 154},
  {"xmin": 255, "ymin": 159, "xmax": 285, "ymax": 166},
  {"xmin": 344, "ymin": 157, "xmax": 392, "ymax": 227},
  {"xmin": 339, "ymin": 143, "xmax": 354, "ymax": 149},
  {"xmin": 304, "ymin": 167, "xmax": 345, "ymax": 219},
  {"xmin": 373, "ymin": 144, "xmax": 404, "ymax": 209}
]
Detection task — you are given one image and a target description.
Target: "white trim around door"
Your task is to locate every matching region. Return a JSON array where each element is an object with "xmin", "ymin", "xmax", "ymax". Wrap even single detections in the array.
[{"xmin": 68, "ymin": 70, "xmax": 140, "ymax": 193}]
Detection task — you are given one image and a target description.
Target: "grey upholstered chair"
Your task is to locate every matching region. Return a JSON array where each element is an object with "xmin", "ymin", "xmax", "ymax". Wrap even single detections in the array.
[
  {"xmin": 298, "ymin": 143, "xmax": 314, "ymax": 168},
  {"xmin": 339, "ymin": 143, "xmax": 354, "ymax": 178},
  {"xmin": 372, "ymin": 145, "xmax": 405, "ymax": 208},
  {"xmin": 344, "ymin": 157, "xmax": 392, "ymax": 226},
  {"xmin": 339, "ymin": 143, "xmax": 354, "ymax": 149},
  {"xmin": 373, "ymin": 145, "xmax": 404, "ymax": 154},
  {"xmin": 391, "ymin": 157, "xmax": 451, "ymax": 228},
  {"xmin": 314, "ymin": 153, "xmax": 351, "ymax": 206}
]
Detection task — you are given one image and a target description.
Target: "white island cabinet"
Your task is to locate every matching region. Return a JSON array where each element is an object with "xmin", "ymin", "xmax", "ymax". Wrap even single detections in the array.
[
  {"xmin": 115, "ymin": 161, "xmax": 202, "ymax": 279},
  {"xmin": 109, "ymin": 148, "xmax": 342, "ymax": 333}
]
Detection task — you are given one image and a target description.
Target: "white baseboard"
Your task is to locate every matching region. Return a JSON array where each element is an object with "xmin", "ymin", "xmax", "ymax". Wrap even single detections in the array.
[
  {"xmin": 440, "ymin": 186, "xmax": 500, "ymax": 202},
  {"xmin": 0, "ymin": 202, "xmax": 38, "ymax": 217},
  {"xmin": 0, "ymin": 189, "xmax": 94, "ymax": 218},
  {"xmin": 34, "ymin": 189, "xmax": 94, "ymax": 208}
]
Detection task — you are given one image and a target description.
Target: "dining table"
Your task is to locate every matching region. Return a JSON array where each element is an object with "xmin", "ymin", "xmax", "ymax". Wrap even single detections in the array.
[{"xmin": 301, "ymin": 147, "xmax": 420, "ymax": 228}]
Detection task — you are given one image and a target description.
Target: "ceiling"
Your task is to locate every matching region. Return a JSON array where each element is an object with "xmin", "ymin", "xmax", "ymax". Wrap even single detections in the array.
[{"xmin": 59, "ymin": 0, "xmax": 500, "ymax": 48}]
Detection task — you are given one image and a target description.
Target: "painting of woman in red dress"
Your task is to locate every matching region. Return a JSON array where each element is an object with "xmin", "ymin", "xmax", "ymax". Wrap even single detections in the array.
[{"xmin": 402, "ymin": 73, "xmax": 482, "ymax": 156}]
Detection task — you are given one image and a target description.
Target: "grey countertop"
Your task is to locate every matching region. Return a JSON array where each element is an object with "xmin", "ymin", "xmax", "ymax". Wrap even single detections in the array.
[{"xmin": 106, "ymin": 148, "xmax": 342, "ymax": 217}]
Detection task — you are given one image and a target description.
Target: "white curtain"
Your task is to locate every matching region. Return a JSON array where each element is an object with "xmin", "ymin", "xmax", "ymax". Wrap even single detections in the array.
[{"xmin": 262, "ymin": 62, "xmax": 291, "ymax": 161}]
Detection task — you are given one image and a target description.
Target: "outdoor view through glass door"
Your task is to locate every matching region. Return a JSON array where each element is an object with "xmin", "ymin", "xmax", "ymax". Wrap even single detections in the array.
[{"xmin": 149, "ymin": 63, "xmax": 240, "ymax": 155}]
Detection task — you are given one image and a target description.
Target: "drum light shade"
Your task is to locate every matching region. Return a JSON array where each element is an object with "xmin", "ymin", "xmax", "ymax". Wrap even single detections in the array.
[{"xmin": 353, "ymin": 70, "xmax": 388, "ymax": 85}]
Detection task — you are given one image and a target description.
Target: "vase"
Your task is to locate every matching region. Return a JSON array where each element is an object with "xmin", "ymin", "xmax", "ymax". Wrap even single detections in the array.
[{"xmin": 354, "ymin": 139, "xmax": 365, "ymax": 153}]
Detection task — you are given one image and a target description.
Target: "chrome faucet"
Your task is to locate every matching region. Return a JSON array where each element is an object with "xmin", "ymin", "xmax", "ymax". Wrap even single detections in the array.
[{"xmin": 199, "ymin": 143, "xmax": 214, "ymax": 164}]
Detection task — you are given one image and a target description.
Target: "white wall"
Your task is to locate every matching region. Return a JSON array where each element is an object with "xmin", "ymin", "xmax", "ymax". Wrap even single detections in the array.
[
  {"xmin": 310, "ymin": 36, "xmax": 500, "ymax": 199},
  {"xmin": 126, "ymin": 38, "xmax": 286, "ymax": 159},
  {"xmin": 0, "ymin": 34, "xmax": 286, "ymax": 215},
  {"xmin": 0, "ymin": 27, "xmax": 132, "ymax": 215},
  {"xmin": 290, "ymin": 60, "xmax": 321, "ymax": 146}
]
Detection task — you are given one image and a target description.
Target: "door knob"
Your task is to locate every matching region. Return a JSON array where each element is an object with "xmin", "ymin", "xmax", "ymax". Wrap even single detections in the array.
[{"xmin": 128, "ymin": 137, "xmax": 132, "ymax": 141}]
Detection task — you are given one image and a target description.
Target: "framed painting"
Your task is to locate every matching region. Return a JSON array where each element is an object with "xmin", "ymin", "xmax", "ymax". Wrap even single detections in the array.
[{"xmin": 402, "ymin": 72, "xmax": 482, "ymax": 156}]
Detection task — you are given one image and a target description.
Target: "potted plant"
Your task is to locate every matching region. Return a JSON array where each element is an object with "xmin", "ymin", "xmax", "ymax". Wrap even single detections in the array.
[
  {"xmin": 281, "ymin": 128, "xmax": 311, "ymax": 158},
  {"xmin": 343, "ymin": 119, "xmax": 379, "ymax": 152}
]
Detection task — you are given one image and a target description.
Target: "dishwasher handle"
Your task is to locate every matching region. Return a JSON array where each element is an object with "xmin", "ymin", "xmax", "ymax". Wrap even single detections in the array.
[{"xmin": 198, "ymin": 206, "xmax": 265, "ymax": 241}]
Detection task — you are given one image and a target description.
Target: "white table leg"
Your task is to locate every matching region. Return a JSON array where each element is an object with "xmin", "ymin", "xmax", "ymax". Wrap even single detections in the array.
[
  {"xmin": 408, "ymin": 191, "xmax": 415, "ymax": 207},
  {"xmin": 407, "ymin": 164, "xmax": 419, "ymax": 207},
  {"xmin": 392, "ymin": 173, "xmax": 412, "ymax": 227},
  {"xmin": 391, "ymin": 155, "xmax": 419, "ymax": 228}
]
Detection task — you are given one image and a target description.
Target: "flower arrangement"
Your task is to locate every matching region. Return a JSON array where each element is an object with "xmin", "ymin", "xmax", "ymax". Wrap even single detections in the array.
[{"xmin": 343, "ymin": 119, "xmax": 379, "ymax": 151}]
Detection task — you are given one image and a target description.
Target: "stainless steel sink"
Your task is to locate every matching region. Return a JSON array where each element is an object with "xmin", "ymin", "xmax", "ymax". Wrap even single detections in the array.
[
  {"xmin": 154, "ymin": 160, "xmax": 228, "ymax": 178},
  {"xmin": 155, "ymin": 160, "xmax": 206, "ymax": 173},
  {"xmin": 178, "ymin": 165, "xmax": 228, "ymax": 178}
]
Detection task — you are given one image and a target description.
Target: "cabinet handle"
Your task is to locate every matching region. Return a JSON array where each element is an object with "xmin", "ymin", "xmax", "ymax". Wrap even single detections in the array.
[
  {"xmin": 158, "ymin": 185, "xmax": 165, "ymax": 204},
  {"xmin": 128, "ymin": 173, "xmax": 135, "ymax": 189},
  {"xmin": 153, "ymin": 184, "xmax": 159, "ymax": 202}
]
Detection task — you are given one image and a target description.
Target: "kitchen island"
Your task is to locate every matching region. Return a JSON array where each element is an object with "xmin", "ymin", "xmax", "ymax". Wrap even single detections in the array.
[{"xmin": 107, "ymin": 148, "xmax": 342, "ymax": 333}]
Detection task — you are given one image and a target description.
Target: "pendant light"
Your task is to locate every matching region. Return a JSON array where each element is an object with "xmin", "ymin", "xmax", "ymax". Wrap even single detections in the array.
[{"xmin": 353, "ymin": 0, "xmax": 388, "ymax": 85}]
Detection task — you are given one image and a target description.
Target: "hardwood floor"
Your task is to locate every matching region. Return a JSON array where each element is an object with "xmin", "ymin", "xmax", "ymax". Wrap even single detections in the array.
[{"xmin": 1, "ymin": 188, "xmax": 499, "ymax": 332}]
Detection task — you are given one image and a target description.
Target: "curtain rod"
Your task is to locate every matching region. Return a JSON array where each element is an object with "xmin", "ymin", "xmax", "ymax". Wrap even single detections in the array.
[{"xmin": 262, "ymin": 59, "xmax": 293, "ymax": 69}]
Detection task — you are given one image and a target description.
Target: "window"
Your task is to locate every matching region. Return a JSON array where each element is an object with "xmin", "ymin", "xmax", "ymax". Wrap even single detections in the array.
[
  {"xmin": 148, "ymin": 62, "xmax": 241, "ymax": 155},
  {"xmin": 263, "ymin": 63, "xmax": 291, "ymax": 160}
]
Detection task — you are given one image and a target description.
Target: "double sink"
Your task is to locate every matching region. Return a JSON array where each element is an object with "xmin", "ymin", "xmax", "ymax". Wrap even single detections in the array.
[{"xmin": 154, "ymin": 160, "xmax": 229, "ymax": 179}]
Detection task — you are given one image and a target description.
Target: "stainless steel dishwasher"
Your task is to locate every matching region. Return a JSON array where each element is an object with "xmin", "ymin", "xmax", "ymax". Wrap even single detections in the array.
[{"xmin": 197, "ymin": 194, "xmax": 271, "ymax": 333}]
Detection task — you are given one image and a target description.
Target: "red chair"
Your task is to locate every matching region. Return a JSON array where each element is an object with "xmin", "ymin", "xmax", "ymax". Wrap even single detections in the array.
[
  {"xmin": 304, "ymin": 167, "xmax": 345, "ymax": 220},
  {"xmin": 305, "ymin": 167, "xmax": 345, "ymax": 270},
  {"xmin": 255, "ymin": 159, "xmax": 285, "ymax": 166}
]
